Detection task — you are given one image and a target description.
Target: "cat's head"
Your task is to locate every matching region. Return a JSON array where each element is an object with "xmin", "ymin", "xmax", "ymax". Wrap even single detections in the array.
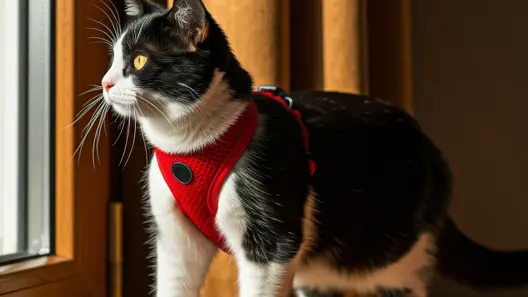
[{"xmin": 101, "ymin": 0, "xmax": 252, "ymax": 120}]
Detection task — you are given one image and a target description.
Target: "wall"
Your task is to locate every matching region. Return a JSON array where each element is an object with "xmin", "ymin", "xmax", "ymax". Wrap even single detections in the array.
[{"xmin": 411, "ymin": 1, "xmax": 528, "ymax": 296}]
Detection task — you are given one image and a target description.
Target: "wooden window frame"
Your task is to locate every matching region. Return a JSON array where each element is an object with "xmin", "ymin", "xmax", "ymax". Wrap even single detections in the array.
[{"xmin": 0, "ymin": 0, "xmax": 110, "ymax": 296}]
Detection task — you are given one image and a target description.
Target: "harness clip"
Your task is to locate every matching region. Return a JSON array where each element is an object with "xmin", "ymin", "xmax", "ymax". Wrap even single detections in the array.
[{"xmin": 255, "ymin": 85, "xmax": 293, "ymax": 108}]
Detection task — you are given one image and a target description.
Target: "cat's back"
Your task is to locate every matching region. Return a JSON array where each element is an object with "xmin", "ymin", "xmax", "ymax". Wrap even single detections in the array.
[
  {"xmin": 289, "ymin": 90, "xmax": 447, "ymax": 268},
  {"xmin": 291, "ymin": 90, "xmax": 420, "ymax": 136},
  {"xmin": 291, "ymin": 90, "xmax": 428, "ymax": 171},
  {"xmin": 290, "ymin": 91, "xmax": 435, "ymax": 205}
]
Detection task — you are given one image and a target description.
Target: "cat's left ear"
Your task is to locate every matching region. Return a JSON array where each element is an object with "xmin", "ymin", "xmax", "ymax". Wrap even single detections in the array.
[{"xmin": 169, "ymin": 0, "xmax": 208, "ymax": 47}]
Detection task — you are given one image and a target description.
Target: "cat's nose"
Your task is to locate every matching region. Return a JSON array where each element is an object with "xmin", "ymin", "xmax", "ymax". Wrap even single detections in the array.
[{"xmin": 102, "ymin": 80, "xmax": 114, "ymax": 91}]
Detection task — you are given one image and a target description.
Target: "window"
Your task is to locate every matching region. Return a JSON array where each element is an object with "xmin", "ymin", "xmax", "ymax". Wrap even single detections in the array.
[
  {"xmin": 0, "ymin": 0, "xmax": 109, "ymax": 296},
  {"xmin": 0, "ymin": 0, "xmax": 52, "ymax": 264}
]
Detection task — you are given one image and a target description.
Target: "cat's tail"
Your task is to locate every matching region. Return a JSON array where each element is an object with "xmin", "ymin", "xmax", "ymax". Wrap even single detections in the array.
[{"xmin": 436, "ymin": 216, "xmax": 528, "ymax": 288}]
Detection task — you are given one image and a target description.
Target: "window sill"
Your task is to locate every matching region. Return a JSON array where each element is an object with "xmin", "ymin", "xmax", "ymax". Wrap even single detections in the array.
[{"xmin": 0, "ymin": 256, "xmax": 75, "ymax": 295}]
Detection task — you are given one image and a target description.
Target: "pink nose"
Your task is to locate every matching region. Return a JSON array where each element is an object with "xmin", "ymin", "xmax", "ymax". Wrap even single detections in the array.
[{"xmin": 102, "ymin": 80, "xmax": 114, "ymax": 91}]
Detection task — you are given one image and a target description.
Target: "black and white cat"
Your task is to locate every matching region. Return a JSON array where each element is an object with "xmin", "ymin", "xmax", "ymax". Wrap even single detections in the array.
[{"xmin": 99, "ymin": 0, "xmax": 528, "ymax": 296}]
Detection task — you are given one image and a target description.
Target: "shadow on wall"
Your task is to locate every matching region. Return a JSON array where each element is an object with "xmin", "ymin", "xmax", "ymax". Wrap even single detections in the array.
[{"xmin": 411, "ymin": 1, "xmax": 528, "ymax": 296}]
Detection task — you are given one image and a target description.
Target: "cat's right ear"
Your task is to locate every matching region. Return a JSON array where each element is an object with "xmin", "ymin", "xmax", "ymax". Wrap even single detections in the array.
[{"xmin": 124, "ymin": 0, "xmax": 164, "ymax": 19}]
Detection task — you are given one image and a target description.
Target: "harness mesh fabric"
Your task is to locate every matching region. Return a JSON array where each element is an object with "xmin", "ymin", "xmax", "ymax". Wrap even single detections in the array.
[{"xmin": 153, "ymin": 91, "xmax": 314, "ymax": 252}]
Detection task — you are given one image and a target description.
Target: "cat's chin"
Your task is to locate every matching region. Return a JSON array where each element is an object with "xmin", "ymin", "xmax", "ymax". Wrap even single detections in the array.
[{"xmin": 110, "ymin": 102, "xmax": 137, "ymax": 118}]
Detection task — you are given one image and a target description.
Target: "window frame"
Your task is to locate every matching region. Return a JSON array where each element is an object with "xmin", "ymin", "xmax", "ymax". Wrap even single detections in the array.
[{"xmin": 0, "ymin": 0, "xmax": 111, "ymax": 295}]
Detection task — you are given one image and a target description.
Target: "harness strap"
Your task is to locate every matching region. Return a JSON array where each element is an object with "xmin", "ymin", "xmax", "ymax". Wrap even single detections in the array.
[{"xmin": 254, "ymin": 86, "xmax": 316, "ymax": 175}]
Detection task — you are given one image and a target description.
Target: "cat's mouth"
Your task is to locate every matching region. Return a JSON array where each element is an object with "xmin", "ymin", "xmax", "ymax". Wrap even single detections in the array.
[
  {"xmin": 104, "ymin": 92, "xmax": 138, "ymax": 117},
  {"xmin": 105, "ymin": 90, "xmax": 169, "ymax": 120}
]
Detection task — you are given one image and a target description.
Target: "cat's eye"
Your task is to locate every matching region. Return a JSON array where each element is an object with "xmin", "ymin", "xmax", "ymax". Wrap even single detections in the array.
[{"xmin": 133, "ymin": 54, "xmax": 147, "ymax": 70}]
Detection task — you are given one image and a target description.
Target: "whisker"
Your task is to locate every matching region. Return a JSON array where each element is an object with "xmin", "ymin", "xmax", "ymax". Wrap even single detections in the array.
[
  {"xmin": 79, "ymin": 94, "xmax": 104, "ymax": 111},
  {"xmin": 92, "ymin": 104, "xmax": 110, "ymax": 167},
  {"xmin": 177, "ymin": 82, "xmax": 201, "ymax": 101},
  {"xmin": 82, "ymin": 100, "xmax": 106, "ymax": 133},
  {"xmin": 134, "ymin": 97, "xmax": 162, "ymax": 120},
  {"xmin": 88, "ymin": 83, "xmax": 103, "ymax": 88},
  {"xmin": 89, "ymin": 17, "xmax": 117, "ymax": 42},
  {"xmin": 140, "ymin": 131, "xmax": 150, "ymax": 165},
  {"xmin": 86, "ymin": 27, "xmax": 114, "ymax": 43},
  {"xmin": 89, "ymin": 42, "xmax": 115, "ymax": 55},
  {"xmin": 136, "ymin": 95, "xmax": 177, "ymax": 132},
  {"xmin": 135, "ymin": 17, "xmax": 149, "ymax": 44},
  {"xmin": 124, "ymin": 107, "xmax": 138, "ymax": 168},
  {"xmin": 88, "ymin": 103, "xmax": 107, "ymax": 163},
  {"xmin": 110, "ymin": 113, "xmax": 120, "ymax": 125},
  {"xmin": 119, "ymin": 113, "xmax": 132, "ymax": 166},
  {"xmin": 79, "ymin": 93, "xmax": 104, "ymax": 110},
  {"xmin": 94, "ymin": 4, "xmax": 118, "ymax": 37},
  {"xmin": 74, "ymin": 101, "xmax": 105, "ymax": 162},
  {"xmin": 77, "ymin": 85, "xmax": 103, "ymax": 97},
  {"xmin": 112, "ymin": 117, "xmax": 126, "ymax": 147},
  {"xmin": 91, "ymin": 107, "xmax": 103, "ymax": 167},
  {"xmin": 107, "ymin": 0, "xmax": 122, "ymax": 31},
  {"xmin": 67, "ymin": 95, "xmax": 104, "ymax": 128},
  {"xmin": 103, "ymin": 105, "xmax": 109, "ymax": 137},
  {"xmin": 134, "ymin": 107, "xmax": 151, "ymax": 166},
  {"xmin": 88, "ymin": 36, "xmax": 113, "ymax": 47},
  {"xmin": 94, "ymin": 3, "xmax": 120, "ymax": 40}
]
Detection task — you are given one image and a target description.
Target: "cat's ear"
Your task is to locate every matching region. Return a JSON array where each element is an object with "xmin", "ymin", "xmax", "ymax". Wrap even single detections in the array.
[
  {"xmin": 124, "ymin": 0, "xmax": 163, "ymax": 18},
  {"xmin": 169, "ymin": 0, "xmax": 208, "ymax": 47}
]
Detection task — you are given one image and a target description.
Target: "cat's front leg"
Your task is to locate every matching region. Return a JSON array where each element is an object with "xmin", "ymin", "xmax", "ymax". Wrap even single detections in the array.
[
  {"xmin": 236, "ymin": 256, "xmax": 296, "ymax": 297},
  {"xmin": 149, "ymin": 156, "xmax": 217, "ymax": 297},
  {"xmin": 217, "ymin": 174, "xmax": 303, "ymax": 297}
]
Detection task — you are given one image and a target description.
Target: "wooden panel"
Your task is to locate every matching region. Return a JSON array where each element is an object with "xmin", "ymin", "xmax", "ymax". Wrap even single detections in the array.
[
  {"xmin": 367, "ymin": 0, "xmax": 413, "ymax": 111},
  {"xmin": 202, "ymin": 0, "xmax": 290, "ymax": 89},
  {"xmin": 3, "ymin": 276, "xmax": 89, "ymax": 297},
  {"xmin": 290, "ymin": 0, "xmax": 323, "ymax": 91},
  {"xmin": 69, "ymin": 0, "xmax": 111, "ymax": 293},
  {"xmin": 0, "ymin": 258, "xmax": 74, "ymax": 294},
  {"xmin": 201, "ymin": 253, "xmax": 238, "ymax": 297},
  {"xmin": 322, "ymin": 0, "xmax": 368, "ymax": 94}
]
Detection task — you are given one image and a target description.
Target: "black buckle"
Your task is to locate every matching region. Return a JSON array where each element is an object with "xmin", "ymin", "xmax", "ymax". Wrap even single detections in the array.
[{"xmin": 255, "ymin": 85, "xmax": 294, "ymax": 109}]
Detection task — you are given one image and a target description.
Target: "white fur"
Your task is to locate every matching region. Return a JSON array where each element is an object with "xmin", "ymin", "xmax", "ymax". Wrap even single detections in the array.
[
  {"xmin": 101, "ymin": 34, "xmax": 138, "ymax": 117},
  {"xmin": 174, "ymin": 5, "xmax": 192, "ymax": 27},
  {"xmin": 138, "ymin": 72, "xmax": 247, "ymax": 154},
  {"xmin": 294, "ymin": 234, "xmax": 435, "ymax": 297},
  {"xmin": 148, "ymin": 156, "xmax": 217, "ymax": 297},
  {"xmin": 216, "ymin": 174, "xmax": 294, "ymax": 297},
  {"xmin": 124, "ymin": 0, "xmax": 143, "ymax": 17}
]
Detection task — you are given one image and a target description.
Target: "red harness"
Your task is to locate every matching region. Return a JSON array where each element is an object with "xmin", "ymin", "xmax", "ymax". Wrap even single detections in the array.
[{"xmin": 154, "ymin": 90, "xmax": 315, "ymax": 252}]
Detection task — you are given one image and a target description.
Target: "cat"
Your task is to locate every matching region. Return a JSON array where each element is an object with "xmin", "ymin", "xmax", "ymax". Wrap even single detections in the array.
[{"xmin": 98, "ymin": 0, "xmax": 528, "ymax": 296}]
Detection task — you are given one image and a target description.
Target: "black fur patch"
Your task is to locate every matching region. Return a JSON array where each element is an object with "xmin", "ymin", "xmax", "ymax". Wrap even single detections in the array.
[
  {"xmin": 230, "ymin": 89, "xmax": 453, "ymax": 272},
  {"xmin": 378, "ymin": 287, "xmax": 414, "ymax": 297},
  {"xmin": 298, "ymin": 288, "xmax": 345, "ymax": 297},
  {"xmin": 233, "ymin": 94, "xmax": 311, "ymax": 264},
  {"xmin": 287, "ymin": 91, "xmax": 451, "ymax": 271}
]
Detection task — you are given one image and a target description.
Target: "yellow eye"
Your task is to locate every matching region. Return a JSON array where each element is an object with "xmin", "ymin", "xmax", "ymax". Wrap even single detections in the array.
[{"xmin": 133, "ymin": 54, "xmax": 147, "ymax": 70}]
